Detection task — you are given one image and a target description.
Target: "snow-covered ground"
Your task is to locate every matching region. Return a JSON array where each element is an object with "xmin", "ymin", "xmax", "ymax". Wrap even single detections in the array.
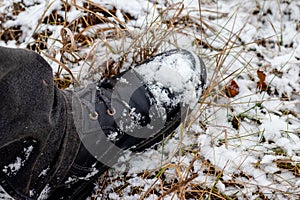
[{"xmin": 0, "ymin": 0, "xmax": 299, "ymax": 199}]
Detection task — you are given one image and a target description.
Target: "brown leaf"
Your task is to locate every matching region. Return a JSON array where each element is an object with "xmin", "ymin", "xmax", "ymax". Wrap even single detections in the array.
[
  {"xmin": 257, "ymin": 70, "xmax": 267, "ymax": 91},
  {"xmin": 225, "ymin": 80, "xmax": 239, "ymax": 97}
]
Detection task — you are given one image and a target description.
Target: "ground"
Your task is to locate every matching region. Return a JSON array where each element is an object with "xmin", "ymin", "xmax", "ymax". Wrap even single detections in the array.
[{"xmin": 0, "ymin": 0, "xmax": 299, "ymax": 199}]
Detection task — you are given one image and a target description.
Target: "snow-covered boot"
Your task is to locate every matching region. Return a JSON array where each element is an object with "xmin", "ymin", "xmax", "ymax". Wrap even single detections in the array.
[
  {"xmin": 0, "ymin": 47, "xmax": 206, "ymax": 200},
  {"xmin": 48, "ymin": 49, "xmax": 207, "ymax": 200}
]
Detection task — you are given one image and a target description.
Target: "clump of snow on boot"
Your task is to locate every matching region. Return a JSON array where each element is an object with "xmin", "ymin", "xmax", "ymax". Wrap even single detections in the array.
[{"xmin": 134, "ymin": 49, "xmax": 206, "ymax": 108}]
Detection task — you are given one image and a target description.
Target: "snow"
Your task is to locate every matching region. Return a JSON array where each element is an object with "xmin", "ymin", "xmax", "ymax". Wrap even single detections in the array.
[
  {"xmin": 2, "ymin": 145, "xmax": 34, "ymax": 176},
  {"xmin": 38, "ymin": 167, "xmax": 50, "ymax": 178},
  {"xmin": 0, "ymin": 0, "xmax": 300, "ymax": 199},
  {"xmin": 0, "ymin": 186, "xmax": 14, "ymax": 200},
  {"xmin": 2, "ymin": 157, "xmax": 22, "ymax": 176},
  {"xmin": 37, "ymin": 184, "xmax": 51, "ymax": 200}
]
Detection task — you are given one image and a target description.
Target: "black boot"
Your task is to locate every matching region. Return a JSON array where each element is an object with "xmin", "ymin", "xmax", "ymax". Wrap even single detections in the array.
[
  {"xmin": 48, "ymin": 49, "xmax": 207, "ymax": 200},
  {"xmin": 0, "ymin": 47, "xmax": 206, "ymax": 200}
]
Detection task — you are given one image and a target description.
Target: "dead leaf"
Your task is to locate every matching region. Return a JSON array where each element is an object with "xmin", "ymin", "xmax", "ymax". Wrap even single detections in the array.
[
  {"xmin": 257, "ymin": 70, "xmax": 268, "ymax": 91},
  {"xmin": 225, "ymin": 80, "xmax": 239, "ymax": 97}
]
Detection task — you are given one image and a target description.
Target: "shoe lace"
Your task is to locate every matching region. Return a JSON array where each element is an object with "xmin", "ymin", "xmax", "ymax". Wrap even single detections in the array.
[
  {"xmin": 97, "ymin": 87, "xmax": 116, "ymax": 116},
  {"xmin": 81, "ymin": 99, "xmax": 98, "ymax": 120},
  {"xmin": 79, "ymin": 84, "xmax": 99, "ymax": 120},
  {"xmin": 79, "ymin": 82, "xmax": 117, "ymax": 121}
]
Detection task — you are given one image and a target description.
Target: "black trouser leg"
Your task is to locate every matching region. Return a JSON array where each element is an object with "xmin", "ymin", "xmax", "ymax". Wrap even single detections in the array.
[{"xmin": 0, "ymin": 46, "xmax": 80, "ymax": 199}]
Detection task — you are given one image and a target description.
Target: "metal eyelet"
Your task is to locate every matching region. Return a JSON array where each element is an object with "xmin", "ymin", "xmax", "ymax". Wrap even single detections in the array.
[
  {"xmin": 89, "ymin": 111, "xmax": 99, "ymax": 120},
  {"xmin": 106, "ymin": 108, "xmax": 116, "ymax": 116}
]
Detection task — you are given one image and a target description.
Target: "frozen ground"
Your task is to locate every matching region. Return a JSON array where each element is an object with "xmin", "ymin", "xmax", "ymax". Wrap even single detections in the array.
[{"xmin": 0, "ymin": 0, "xmax": 299, "ymax": 199}]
